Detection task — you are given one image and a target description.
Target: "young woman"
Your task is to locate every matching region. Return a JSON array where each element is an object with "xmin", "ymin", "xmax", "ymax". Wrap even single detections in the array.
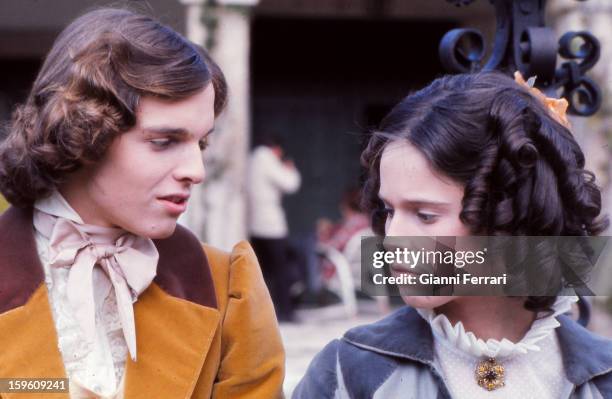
[
  {"xmin": 0, "ymin": 8, "xmax": 284, "ymax": 398},
  {"xmin": 294, "ymin": 72, "xmax": 612, "ymax": 398}
]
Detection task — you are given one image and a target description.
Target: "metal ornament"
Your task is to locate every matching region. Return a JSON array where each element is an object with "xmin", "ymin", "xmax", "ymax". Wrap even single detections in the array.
[
  {"xmin": 475, "ymin": 357, "xmax": 506, "ymax": 391},
  {"xmin": 440, "ymin": 0, "xmax": 601, "ymax": 116}
]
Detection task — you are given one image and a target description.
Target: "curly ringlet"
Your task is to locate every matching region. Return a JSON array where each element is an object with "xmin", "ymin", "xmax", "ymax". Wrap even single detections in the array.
[
  {"xmin": 0, "ymin": 7, "xmax": 227, "ymax": 207},
  {"xmin": 361, "ymin": 71, "xmax": 609, "ymax": 313}
]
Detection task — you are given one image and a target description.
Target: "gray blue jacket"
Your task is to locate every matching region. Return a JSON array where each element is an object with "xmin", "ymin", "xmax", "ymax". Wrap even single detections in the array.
[{"xmin": 293, "ymin": 306, "xmax": 612, "ymax": 399}]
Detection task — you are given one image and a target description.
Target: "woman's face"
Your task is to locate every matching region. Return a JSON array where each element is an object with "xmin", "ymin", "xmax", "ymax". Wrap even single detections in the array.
[
  {"xmin": 60, "ymin": 84, "xmax": 215, "ymax": 239},
  {"xmin": 378, "ymin": 140, "xmax": 470, "ymax": 309}
]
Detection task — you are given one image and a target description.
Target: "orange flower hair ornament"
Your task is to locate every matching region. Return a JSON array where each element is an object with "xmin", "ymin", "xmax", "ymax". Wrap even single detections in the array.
[{"xmin": 513, "ymin": 71, "xmax": 571, "ymax": 129}]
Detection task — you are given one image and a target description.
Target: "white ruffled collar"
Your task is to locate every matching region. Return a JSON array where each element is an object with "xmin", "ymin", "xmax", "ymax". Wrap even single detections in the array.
[{"xmin": 416, "ymin": 296, "xmax": 578, "ymax": 358}]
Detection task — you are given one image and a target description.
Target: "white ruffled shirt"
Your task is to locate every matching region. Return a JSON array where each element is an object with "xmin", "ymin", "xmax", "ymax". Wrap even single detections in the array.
[
  {"xmin": 417, "ymin": 296, "xmax": 578, "ymax": 399},
  {"xmin": 34, "ymin": 192, "xmax": 133, "ymax": 398}
]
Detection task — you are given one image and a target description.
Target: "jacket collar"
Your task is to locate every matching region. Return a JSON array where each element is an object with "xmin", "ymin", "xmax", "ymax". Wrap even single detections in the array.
[
  {"xmin": 0, "ymin": 206, "xmax": 220, "ymax": 397},
  {"xmin": 0, "ymin": 206, "xmax": 46, "ymax": 314},
  {"xmin": 557, "ymin": 313, "xmax": 612, "ymax": 385},
  {"xmin": 0, "ymin": 206, "xmax": 217, "ymax": 312},
  {"xmin": 343, "ymin": 305, "xmax": 612, "ymax": 385},
  {"xmin": 343, "ymin": 306, "xmax": 435, "ymax": 364}
]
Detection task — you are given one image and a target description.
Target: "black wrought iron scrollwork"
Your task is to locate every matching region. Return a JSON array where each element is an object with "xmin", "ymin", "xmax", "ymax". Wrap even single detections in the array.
[
  {"xmin": 438, "ymin": 29, "xmax": 485, "ymax": 72},
  {"xmin": 554, "ymin": 31, "xmax": 601, "ymax": 116},
  {"xmin": 440, "ymin": 0, "xmax": 602, "ymax": 116},
  {"xmin": 446, "ymin": 0, "xmax": 477, "ymax": 6}
]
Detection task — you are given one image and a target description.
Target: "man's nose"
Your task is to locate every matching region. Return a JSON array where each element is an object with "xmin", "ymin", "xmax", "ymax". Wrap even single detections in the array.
[{"xmin": 174, "ymin": 145, "xmax": 205, "ymax": 184}]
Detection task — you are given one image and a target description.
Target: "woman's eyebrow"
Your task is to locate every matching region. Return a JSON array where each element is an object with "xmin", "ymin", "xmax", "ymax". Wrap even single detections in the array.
[
  {"xmin": 401, "ymin": 199, "xmax": 451, "ymax": 210},
  {"xmin": 379, "ymin": 194, "xmax": 451, "ymax": 209}
]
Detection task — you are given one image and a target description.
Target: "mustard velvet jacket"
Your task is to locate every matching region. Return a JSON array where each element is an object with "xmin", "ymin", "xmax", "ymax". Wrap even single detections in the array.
[
  {"xmin": 0, "ymin": 207, "xmax": 285, "ymax": 398},
  {"xmin": 0, "ymin": 195, "xmax": 8, "ymax": 213}
]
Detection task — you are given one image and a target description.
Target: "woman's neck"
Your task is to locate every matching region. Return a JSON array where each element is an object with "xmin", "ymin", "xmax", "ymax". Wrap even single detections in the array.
[{"xmin": 435, "ymin": 297, "xmax": 537, "ymax": 342}]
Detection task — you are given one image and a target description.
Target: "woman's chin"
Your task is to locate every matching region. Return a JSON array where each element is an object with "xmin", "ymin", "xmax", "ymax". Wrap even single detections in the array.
[{"xmin": 401, "ymin": 295, "xmax": 455, "ymax": 310}]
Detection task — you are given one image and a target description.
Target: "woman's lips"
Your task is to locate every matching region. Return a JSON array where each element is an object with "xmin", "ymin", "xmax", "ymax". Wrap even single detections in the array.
[
  {"xmin": 391, "ymin": 266, "xmax": 418, "ymax": 276},
  {"xmin": 390, "ymin": 264, "xmax": 431, "ymax": 278}
]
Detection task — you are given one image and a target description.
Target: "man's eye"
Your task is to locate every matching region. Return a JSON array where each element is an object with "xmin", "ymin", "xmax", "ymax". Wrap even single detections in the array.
[{"xmin": 150, "ymin": 138, "xmax": 175, "ymax": 148}]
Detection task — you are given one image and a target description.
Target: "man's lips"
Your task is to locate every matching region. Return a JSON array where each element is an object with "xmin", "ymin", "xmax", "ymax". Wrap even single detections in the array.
[
  {"xmin": 158, "ymin": 193, "xmax": 190, "ymax": 203},
  {"xmin": 157, "ymin": 194, "xmax": 190, "ymax": 214}
]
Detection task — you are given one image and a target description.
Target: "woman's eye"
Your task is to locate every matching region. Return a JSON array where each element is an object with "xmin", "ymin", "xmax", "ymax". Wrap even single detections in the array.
[
  {"xmin": 417, "ymin": 212, "xmax": 437, "ymax": 223},
  {"xmin": 377, "ymin": 207, "xmax": 394, "ymax": 220}
]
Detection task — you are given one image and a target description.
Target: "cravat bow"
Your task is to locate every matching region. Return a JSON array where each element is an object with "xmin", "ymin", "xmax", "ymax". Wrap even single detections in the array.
[{"xmin": 33, "ymin": 211, "xmax": 159, "ymax": 361}]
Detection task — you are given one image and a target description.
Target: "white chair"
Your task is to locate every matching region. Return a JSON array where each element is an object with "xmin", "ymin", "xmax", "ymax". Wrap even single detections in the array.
[
  {"xmin": 342, "ymin": 227, "xmax": 390, "ymax": 315},
  {"xmin": 316, "ymin": 243, "xmax": 357, "ymax": 318}
]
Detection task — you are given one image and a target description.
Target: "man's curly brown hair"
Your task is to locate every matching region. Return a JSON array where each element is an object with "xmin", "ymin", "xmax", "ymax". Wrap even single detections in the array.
[
  {"xmin": 0, "ymin": 8, "xmax": 227, "ymax": 207},
  {"xmin": 361, "ymin": 71, "xmax": 609, "ymax": 312}
]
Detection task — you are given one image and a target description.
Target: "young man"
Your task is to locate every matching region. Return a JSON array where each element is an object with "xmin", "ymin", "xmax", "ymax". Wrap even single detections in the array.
[{"xmin": 0, "ymin": 8, "xmax": 284, "ymax": 398}]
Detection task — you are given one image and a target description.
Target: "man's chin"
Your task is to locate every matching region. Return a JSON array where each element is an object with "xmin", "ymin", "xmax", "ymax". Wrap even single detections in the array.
[
  {"xmin": 136, "ymin": 220, "xmax": 178, "ymax": 240},
  {"xmin": 153, "ymin": 225, "xmax": 178, "ymax": 240}
]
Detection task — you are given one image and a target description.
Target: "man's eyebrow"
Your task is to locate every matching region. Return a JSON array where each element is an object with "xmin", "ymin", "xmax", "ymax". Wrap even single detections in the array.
[
  {"xmin": 142, "ymin": 126, "xmax": 215, "ymax": 137},
  {"xmin": 142, "ymin": 126, "xmax": 189, "ymax": 136}
]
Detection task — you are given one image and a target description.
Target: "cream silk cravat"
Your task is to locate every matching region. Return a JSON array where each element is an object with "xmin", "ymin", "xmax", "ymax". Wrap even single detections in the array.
[{"xmin": 33, "ymin": 210, "xmax": 159, "ymax": 361}]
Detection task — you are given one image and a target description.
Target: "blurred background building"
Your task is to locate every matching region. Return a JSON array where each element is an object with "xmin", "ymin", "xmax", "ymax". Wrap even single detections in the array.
[{"xmin": 1, "ymin": 0, "xmax": 609, "ymax": 248}]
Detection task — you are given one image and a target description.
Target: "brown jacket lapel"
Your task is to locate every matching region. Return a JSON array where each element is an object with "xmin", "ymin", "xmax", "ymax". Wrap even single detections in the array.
[
  {"xmin": 123, "ymin": 283, "xmax": 220, "ymax": 398},
  {"xmin": 0, "ymin": 207, "xmax": 220, "ymax": 398},
  {"xmin": 0, "ymin": 207, "xmax": 68, "ymax": 398},
  {"xmin": 0, "ymin": 207, "xmax": 45, "ymax": 314}
]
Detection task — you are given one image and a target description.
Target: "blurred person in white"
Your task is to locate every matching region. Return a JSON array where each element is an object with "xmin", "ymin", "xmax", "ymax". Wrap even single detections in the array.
[{"xmin": 248, "ymin": 136, "xmax": 301, "ymax": 322}]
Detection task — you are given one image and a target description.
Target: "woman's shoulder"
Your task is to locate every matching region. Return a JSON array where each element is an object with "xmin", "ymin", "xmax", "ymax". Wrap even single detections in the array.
[
  {"xmin": 342, "ymin": 306, "xmax": 434, "ymax": 358},
  {"xmin": 294, "ymin": 307, "xmax": 439, "ymax": 398},
  {"xmin": 556, "ymin": 313, "xmax": 612, "ymax": 391},
  {"xmin": 304, "ymin": 307, "xmax": 434, "ymax": 376}
]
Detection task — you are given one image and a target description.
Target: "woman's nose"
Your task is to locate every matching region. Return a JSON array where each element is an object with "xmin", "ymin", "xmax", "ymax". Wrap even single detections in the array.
[{"xmin": 386, "ymin": 213, "xmax": 418, "ymax": 237}]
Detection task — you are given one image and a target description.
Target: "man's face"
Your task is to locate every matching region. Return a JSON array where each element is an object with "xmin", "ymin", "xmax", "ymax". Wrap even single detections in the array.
[{"xmin": 60, "ymin": 84, "xmax": 215, "ymax": 239}]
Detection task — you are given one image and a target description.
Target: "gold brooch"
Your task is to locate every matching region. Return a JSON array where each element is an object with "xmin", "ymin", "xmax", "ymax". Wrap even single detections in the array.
[{"xmin": 475, "ymin": 357, "xmax": 505, "ymax": 391}]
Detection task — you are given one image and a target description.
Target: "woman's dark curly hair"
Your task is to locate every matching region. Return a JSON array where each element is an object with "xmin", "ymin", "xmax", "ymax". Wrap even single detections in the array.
[
  {"xmin": 0, "ymin": 8, "xmax": 227, "ymax": 207},
  {"xmin": 361, "ymin": 71, "xmax": 608, "ymax": 313}
]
